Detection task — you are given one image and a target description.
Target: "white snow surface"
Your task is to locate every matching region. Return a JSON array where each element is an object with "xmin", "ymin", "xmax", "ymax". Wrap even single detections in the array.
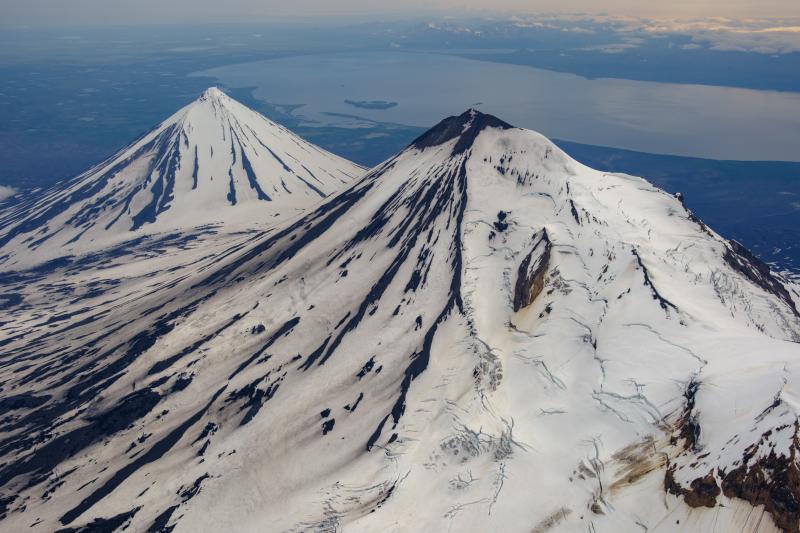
[
  {"xmin": 0, "ymin": 185, "xmax": 16, "ymax": 202},
  {"xmin": 0, "ymin": 104, "xmax": 799, "ymax": 533},
  {"xmin": 0, "ymin": 87, "xmax": 362, "ymax": 269}
]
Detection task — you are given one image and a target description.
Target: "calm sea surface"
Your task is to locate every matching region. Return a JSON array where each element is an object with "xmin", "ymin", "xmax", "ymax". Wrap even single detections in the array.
[{"xmin": 195, "ymin": 51, "xmax": 800, "ymax": 161}]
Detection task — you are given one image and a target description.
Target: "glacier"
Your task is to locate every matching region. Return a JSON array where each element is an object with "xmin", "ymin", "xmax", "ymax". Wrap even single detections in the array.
[{"xmin": 0, "ymin": 92, "xmax": 798, "ymax": 533}]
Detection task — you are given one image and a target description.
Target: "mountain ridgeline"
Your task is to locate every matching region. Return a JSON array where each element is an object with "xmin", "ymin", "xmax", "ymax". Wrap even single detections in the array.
[
  {"xmin": 0, "ymin": 92, "xmax": 799, "ymax": 533},
  {"xmin": 0, "ymin": 88, "xmax": 361, "ymax": 268}
]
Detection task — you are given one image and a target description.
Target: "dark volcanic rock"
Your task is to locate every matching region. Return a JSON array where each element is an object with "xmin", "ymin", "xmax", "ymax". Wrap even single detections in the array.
[
  {"xmin": 411, "ymin": 109, "xmax": 513, "ymax": 155},
  {"xmin": 513, "ymin": 230, "xmax": 551, "ymax": 312},
  {"xmin": 724, "ymin": 239, "xmax": 799, "ymax": 317}
]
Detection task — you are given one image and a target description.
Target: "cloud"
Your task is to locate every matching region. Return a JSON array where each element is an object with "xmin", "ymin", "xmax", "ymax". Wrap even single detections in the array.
[
  {"xmin": 2, "ymin": 0, "xmax": 799, "ymax": 26},
  {"xmin": 630, "ymin": 17, "xmax": 800, "ymax": 54},
  {"xmin": 562, "ymin": 26, "xmax": 595, "ymax": 34},
  {"xmin": 579, "ymin": 42, "xmax": 639, "ymax": 53},
  {"xmin": 495, "ymin": 13, "xmax": 800, "ymax": 53}
]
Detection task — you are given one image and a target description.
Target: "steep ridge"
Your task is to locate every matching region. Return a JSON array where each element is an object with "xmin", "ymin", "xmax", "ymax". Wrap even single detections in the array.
[
  {"xmin": 0, "ymin": 110, "xmax": 799, "ymax": 532},
  {"xmin": 0, "ymin": 87, "xmax": 362, "ymax": 268}
]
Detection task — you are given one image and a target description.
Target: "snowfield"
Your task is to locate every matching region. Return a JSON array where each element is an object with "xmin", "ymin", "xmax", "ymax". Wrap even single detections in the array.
[
  {"xmin": 0, "ymin": 92, "xmax": 798, "ymax": 533},
  {"xmin": 0, "ymin": 87, "xmax": 362, "ymax": 269},
  {"xmin": 0, "ymin": 185, "xmax": 16, "ymax": 202}
]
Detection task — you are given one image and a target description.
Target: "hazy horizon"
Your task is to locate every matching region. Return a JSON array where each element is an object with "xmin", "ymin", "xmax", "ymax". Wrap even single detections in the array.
[{"xmin": 3, "ymin": 0, "xmax": 800, "ymax": 27}]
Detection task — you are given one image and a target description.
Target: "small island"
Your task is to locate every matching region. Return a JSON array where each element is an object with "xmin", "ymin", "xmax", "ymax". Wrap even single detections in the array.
[{"xmin": 344, "ymin": 99, "xmax": 398, "ymax": 110}]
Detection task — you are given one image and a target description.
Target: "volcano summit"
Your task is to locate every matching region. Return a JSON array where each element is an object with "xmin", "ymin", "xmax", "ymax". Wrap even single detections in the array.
[{"xmin": 0, "ymin": 93, "xmax": 798, "ymax": 533}]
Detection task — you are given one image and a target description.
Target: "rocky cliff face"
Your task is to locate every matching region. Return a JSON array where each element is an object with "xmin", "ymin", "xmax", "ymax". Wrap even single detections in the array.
[{"xmin": 513, "ymin": 229, "xmax": 551, "ymax": 312}]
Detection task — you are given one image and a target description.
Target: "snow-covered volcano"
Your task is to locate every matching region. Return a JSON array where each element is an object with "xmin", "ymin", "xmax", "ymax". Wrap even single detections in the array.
[
  {"xmin": 1, "ymin": 109, "xmax": 799, "ymax": 532},
  {"xmin": 0, "ymin": 87, "xmax": 361, "ymax": 267}
]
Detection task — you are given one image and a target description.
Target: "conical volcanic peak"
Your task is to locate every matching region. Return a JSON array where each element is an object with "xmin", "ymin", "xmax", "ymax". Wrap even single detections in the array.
[
  {"xmin": 1, "ymin": 105, "xmax": 800, "ymax": 533},
  {"xmin": 410, "ymin": 108, "xmax": 514, "ymax": 155},
  {"xmin": 0, "ymin": 88, "xmax": 363, "ymax": 267},
  {"xmin": 199, "ymin": 86, "xmax": 226, "ymax": 100}
]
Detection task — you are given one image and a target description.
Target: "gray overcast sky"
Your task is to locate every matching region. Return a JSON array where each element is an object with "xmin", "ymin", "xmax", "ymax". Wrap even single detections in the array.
[{"xmin": 3, "ymin": 0, "xmax": 799, "ymax": 25}]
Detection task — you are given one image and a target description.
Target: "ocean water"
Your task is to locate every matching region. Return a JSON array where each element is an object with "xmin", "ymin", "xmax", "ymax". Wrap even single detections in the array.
[{"xmin": 195, "ymin": 51, "xmax": 800, "ymax": 162}]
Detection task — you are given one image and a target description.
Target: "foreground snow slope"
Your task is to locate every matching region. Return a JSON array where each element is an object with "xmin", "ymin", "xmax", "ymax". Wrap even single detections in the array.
[
  {"xmin": 0, "ymin": 87, "xmax": 362, "ymax": 269},
  {"xmin": 1, "ymin": 110, "xmax": 799, "ymax": 533}
]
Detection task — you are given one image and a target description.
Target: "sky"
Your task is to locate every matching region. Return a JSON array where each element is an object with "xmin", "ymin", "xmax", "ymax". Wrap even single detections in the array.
[{"xmin": 3, "ymin": 0, "xmax": 799, "ymax": 26}]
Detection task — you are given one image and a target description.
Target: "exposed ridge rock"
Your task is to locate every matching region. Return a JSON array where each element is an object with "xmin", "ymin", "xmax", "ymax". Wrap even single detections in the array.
[
  {"xmin": 410, "ymin": 108, "xmax": 513, "ymax": 155},
  {"xmin": 513, "ymin": 229, "xmax": 551, "ymax": 312}
]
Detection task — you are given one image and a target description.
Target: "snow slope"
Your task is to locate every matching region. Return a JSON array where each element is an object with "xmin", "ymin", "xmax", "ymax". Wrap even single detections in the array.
[
  {"xmin": 0, "ymin": 109, "xmax": 799, "ymax": 533},
  {"xmin": 0, "ymin": 87, "xmax": 362, "ymax": 269},
  {"xmin": 0, "ymin": 185, "xmax": 16, "ymax": 202}
]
